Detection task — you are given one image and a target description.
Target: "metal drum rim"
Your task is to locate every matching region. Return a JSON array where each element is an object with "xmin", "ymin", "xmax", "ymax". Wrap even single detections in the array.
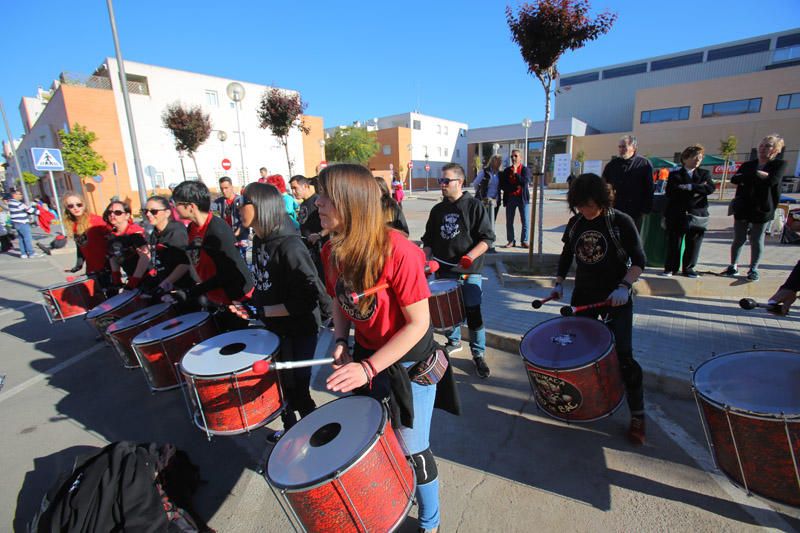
[
  {"xmin": 179, "ymin": 329, "xmax": 280, "ymax": 377},
  {"xmin": 85, "ymin": 289, "xmax": 141, "ymax": 319},
  {"xmin": 106, "ymin": 303, "xmax": 172, "ymax": 335},
  {"xmin": 131, "ymin": 312, "xmax": 211, "ymax": 347},
  {"xmin": 519, "ymin": 315, "xmax": 615, "ymax": 370}
]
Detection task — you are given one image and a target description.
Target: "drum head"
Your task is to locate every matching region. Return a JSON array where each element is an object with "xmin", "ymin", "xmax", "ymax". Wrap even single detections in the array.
[
  {"xmin": 107, "ymin": 303, "xmax": 171, "ymax": 333},
  {"xmin": 693, "ymin": 350, "xmax": 800, "ymax": 417},
  {"xmin": 86, "ymin": 290, "xmax": 139, "ymax": 318},
  {"xmin": 181, "ymin": 329, "xmax": 280, "ymax": 376},
  {"xmin": 132, "ymin": 311, "xmax": 210, "ymax": 345},
  {"xmin": 267, "ymin": 396, "xmax": 385, "ymax": 489},
  {"xmin": 428, "ymin": 279, "xmax": 459, "ymax": 295},
  {"xmin": 521, "ymin": 316, "xmax": 613, "ymax": 370}
]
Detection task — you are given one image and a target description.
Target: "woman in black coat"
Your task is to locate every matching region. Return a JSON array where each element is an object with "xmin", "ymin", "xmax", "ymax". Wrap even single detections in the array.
[
  {"xmin": 722, "ymin": 134, "xmax": 787, "ymax": 281},
  {"xmin": 663, "ymin": 145, "xmax": 716, "ymax": 277}
]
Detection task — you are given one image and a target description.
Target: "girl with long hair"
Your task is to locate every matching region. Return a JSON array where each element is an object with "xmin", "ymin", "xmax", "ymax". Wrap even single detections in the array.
[
  {"xmin": 62, "ymin": 192, "xmax": 110, "ymax": 276},
  {"xmin": 103, "ymin": 200, "xmax": 147, "ymax": 288},
  {"xmin": 318, "ymin": 164, "xmax": 459, "ymax": 533}
]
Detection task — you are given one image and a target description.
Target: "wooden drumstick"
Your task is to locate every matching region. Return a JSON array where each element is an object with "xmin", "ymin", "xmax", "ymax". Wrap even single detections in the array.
[
  {"xmin": 532, "ymin": 295, "xmax": 558, "ymax": 309},
  {"xmin": 560, "ymin": 300, "xmax": 612, "ymax": 317},
  {"xmin": 350, "ymin": 261, "xmax": 440, "ymax": 304},
  {"xmin": 252, "ymin": 357, "xmax": 335, "ymax": 374}
]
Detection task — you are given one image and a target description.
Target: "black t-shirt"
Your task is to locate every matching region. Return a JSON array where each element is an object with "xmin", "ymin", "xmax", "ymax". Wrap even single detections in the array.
[
  {"xmin": 557, "ymin": 209, "xmax": 646, "ymax": 301},
  {"xmin": 147, "ymin": 220, "xmax": 193, "ymax": 289},
  {"xmin": 297, "ymin": 194, "xmax": 322, "ymax": 238}
]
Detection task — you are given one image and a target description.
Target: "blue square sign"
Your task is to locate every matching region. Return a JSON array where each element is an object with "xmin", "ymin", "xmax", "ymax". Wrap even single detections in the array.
[{"xmin": 31, "ymin": 147, "xmax": 65, "ymax": 171}]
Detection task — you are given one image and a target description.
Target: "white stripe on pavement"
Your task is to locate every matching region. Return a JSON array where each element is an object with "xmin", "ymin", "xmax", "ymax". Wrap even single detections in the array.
[
  {"xmin": 648, "ymin": 402, "xmax": 798, "ymax": 529},
  {"xmin": 0, "ymin": 343, "xmax": 106, "ymax": 405},
  {"xmin": 0, "ymin": 302, "xmax": 39, "ymax": 318}
]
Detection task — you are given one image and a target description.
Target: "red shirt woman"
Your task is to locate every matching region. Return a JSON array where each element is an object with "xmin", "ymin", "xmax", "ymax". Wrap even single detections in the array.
[{"xmin": 62, "ymin": 193, "xmax": 110, "ymax": 275}]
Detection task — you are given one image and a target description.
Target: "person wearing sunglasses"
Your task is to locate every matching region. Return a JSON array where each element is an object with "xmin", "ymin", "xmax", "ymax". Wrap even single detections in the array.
[
  {"xmin": 499, "ymin": 149, "xmax": 531, "ymax": 248},
  {"xmin": 103, "ymin": 200, "xmax": 147, "ymax": 289},
  {"xmin": 422, "ymin": 163, "xmax": 495, "ymax": 378},
  {"xmin": 136, "ymin": 196, "xmax": 194, "ymax": 297},
  {"xmin": 62, "ymin": 193, "xmax": 112, "ymax": 279}
]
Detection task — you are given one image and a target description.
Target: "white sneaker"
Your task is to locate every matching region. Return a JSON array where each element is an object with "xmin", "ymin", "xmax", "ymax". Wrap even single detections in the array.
[{"xmin": 19, "ymin": 254, "xmax": 28, "ymax": 259}]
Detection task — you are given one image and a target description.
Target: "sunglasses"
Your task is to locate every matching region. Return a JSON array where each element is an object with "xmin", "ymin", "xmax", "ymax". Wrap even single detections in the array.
[
  {"xmin": 438, "ymin": 178, "xmax": 461, "ymax": 185},
  {"xmin": 106, "ymin": 209, "xmax": 127, "ymax": 217},
  {"xmin": 143, "ymin": 208, "xmax": 168, "ymax": 216},
  {"xmin": 66, "ymin": 203, "xmax": 83, "ymax": 209}
]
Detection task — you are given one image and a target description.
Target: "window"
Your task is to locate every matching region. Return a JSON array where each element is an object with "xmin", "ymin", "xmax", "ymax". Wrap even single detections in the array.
[
  {"xmin": 382, "ymin": 144, "xmax": 392, "ymax": 155},
  {"xmin": 444, "ymin": 147, "xmax": 449, "ymax": 157},
  {"xmin": 640, "ymin": 106, "xmax": 690, "ymax": 124},
  {"xmin": 777, "ymin": 93, "xmax": 800, "ymax": 110},
  {"xmin": 437, "ymin": 146, "xmax": 442, "ymax": 157},
  {"xmin": 702, "ymin": 98, "xmax": 761, "ymax": 118},
  {"xmin": 436, "ymin": 124, "xmax": 441, "ymax": 134},
  {"xmin": 233, "ymin": 131, "xmax": 246, "ymax": 147},
  {"xmin": 707, "ymin": 39, "xmax": 770, "ymax": 61},
  {"xmin": 443, "ymin": 126, "xmax": 448, "ymax": 135},
  {"xmin": 559, "ymin": 72, "xmax": 599, "ymax": 86},
  {"xmin": 650, "ymin": 52, "xmax": 703, "ymax": 71},
  {"xmin": 455, "ymin": 149, "xmax": 460, "ymax": 158},
  {"xmin": 413, "ymin": 120, "xmax": 421, "ymax": 130},
  {"xmin": 602, "ymin": 63, "xmax": 647, "ymax": 80},
  {"xmin": 774, "ymin": 45, "xmax": 800, "ymax": 63},
  {"xmin": 205, "ymin": 90, "xmax": 218, "ymax": 106}
]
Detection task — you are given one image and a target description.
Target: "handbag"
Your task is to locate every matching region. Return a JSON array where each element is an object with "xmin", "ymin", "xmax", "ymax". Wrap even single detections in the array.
[
  {"xmin": 407, "ymin": 348, "xmax": 449, "ymax": 386},
  {"xmin": 686, "ymin": 213, "xmax": 710, "ymax": 230}
]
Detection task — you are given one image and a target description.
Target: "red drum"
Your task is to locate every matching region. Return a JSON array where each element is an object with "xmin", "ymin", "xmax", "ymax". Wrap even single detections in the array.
[
  {"xmin": 267, "ymin": 396, "xmax": 415, "ymax": 532},
  {"xmin": 520, "ymin": 316, "xmax": 625, "ymax": 422},
  {"xmin": 85, "ymin": 290, "xmax": 145, "ymax": 339},
  {"xmin": 39, "ymin": 277, "xmax": 106, "ymax": 323},
  {"xmin": 428, "ymin": 279, "xmax": 465, "ymax": 331},
  {"xmin": 131, "ymin": 312, "xmax": 217, "ymax": 392},
  {"xmin": 180, "ymin": 329, "xmax": 285, "ymax": 438},
  {"xmin": 105, "ymin": 303, "xmax": 176, "ymax": 369},
  {"xmin": 693, "ymin": 350, "xmax": 800, "ymax": 507}
]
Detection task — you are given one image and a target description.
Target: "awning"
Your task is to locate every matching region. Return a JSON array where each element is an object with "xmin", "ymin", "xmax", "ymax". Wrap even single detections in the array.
[
  {"xmin": 701, "ymin": 154, "xmax": 726, "ymax": 165},
  {"xmin": 648, "ymin": 157, "xmax": 678, "ymax": 169}
]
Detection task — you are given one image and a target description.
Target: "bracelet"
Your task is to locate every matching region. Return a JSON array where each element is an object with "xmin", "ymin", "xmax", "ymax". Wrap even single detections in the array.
[
  {"xmin": 363, "ymin": 358, "xmax": 378, "ymax": 378},
  {"xmin": 335, "ymin": 337, "xmax": 348, "ymax": 346},
  {"xmin": 618, "ymin": 279, "xmax": 632, "ymax": 290},
  {"xmin": 359, "ymin": 361, "xmax": 373, "ymax": 389}
]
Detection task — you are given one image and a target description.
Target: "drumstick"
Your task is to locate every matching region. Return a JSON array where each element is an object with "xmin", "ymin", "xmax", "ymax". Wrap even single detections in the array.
[
  {"xmin": 350, "ymin": 261, "xmax": 440, "ymax": 304},
  {"xmin": 531, "ymin": 295, "xmax": 558, "ymax": 309},
  {"xmin": 738, "ymin": 298, "xmax": 783, "ymax": 314},
  {"xmin": 424, "ymin": 260, "xmax": 440, "ymax": 275},
  {"xmin": 560, "ymin": 300, "xmax": 612, "ymax": 317},
  {"xmin": 252, "ymin": 357, "xmax": 335, "ymax": 374}
]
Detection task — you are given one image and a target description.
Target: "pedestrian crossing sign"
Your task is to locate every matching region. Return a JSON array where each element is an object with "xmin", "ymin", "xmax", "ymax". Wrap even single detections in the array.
[{"xmin": 31, "ymin": 147, "xmax": 65, "ymax": 171}]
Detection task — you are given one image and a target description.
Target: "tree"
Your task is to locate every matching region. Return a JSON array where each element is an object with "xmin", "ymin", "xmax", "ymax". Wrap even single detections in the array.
[
  {"xmin": 59, "ymin": 123, "xmax": 108, "ymax": 183},
  {"xmin": 162, "ymin": 103, "xmax": 211, "ymax": 182},
  {"xmin": 324, "ymin": 127, "xmax": 380, "ymax": 166},
  {"xmin": 575, "ymin": 149, "xmax": 586, "ymax": 173},
  {"xmin": 21, "ymin": 171, "xmax": 40, "ymax": 185},
  {"xmin": 718, "ymin": 135, "xmax": 738, "ymax": 200},
  {"xmin": 507, "ymin": 0, "xmax": 616, "ymax": 264},
  {"xmin": 257, "ymin": 88, "xmax": 309, "ymax": 176}
]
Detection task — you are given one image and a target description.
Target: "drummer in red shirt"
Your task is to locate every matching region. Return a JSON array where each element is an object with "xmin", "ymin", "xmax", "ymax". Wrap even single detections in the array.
[
  {"xmin": 103, "ymin": 200, "xmax": 148, "ymax": 290},
  {"xmin": 62, "ymin": 193, "xmax": 111, "ymax": 282},
  {"xmin": 170, "ymin": 180, "xmax": 254, "ymax": 331},
  {"xmin": 318, "ymin": 164, "xmax": 459, "ymax": 533}
]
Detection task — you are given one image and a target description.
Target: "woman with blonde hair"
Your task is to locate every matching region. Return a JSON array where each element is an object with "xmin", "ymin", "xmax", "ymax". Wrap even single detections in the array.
[
  {"xmin": 318, "ymin": 164, "xmax": 459, "ymax": 533},
  {"xmin": 61, "ymin": 192, "xmax": 111, "ymax": 277}
]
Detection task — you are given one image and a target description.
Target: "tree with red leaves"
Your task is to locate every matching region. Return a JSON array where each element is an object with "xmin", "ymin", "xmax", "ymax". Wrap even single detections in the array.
[
  {"xmin": 162, "ymin": 103, "xmax": 212, "ymax": 182},
  {"xmin": 257, "ymin": 88, "xmax": 310, "ymax": 177},
  {"xmin": 507, "ymin": 0, "xmax": 616, "ymax": 263}
]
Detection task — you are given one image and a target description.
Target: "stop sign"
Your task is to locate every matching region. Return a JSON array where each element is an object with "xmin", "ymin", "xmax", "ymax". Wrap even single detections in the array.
[
  {"xmin": 425, "ymin": 164, "xmax": 431, "ymax": 172},
  {"xmin": 407, "ymin": 161, "xmax": 413, "ymax": 169},
  {"xmin": 319, "ymin": 160, "xmax": 328, "ymax": 169},
  {"xmin": 221, "ymin": 158, "xmax": 232, "ymax": 171}
]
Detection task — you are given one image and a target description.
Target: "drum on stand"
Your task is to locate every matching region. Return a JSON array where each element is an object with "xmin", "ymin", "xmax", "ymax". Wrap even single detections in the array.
[
  {"xmin": 180, "ymin": 329, "xmax": 285, "ymax": 438},
  {"xmin": 520, "ymin": 316, "xmax": 625, "ymax": 422},
  {"xmin": 40, "ymin": 277, "xmax": 106, "ymax": 323},
  {"xmin": 266, "ymin": 396, "xmax": 415, "ymax": 533},
  {"xmin": 428, "ymin": 279, "xmax": 465, "ymax": 331},
  {"xmin": 105, "ymin": 303, "xmax": 176, "ymax": 369},
  {"xmin": 85, "ymin": 290, "xmax": 145, "ymax": 340},
  {"xmin": 692, "ymin": 350, "xmax": 800, "ymax": 507},
  {"xmin": 131, "ymin": 312, "xmax": 218, "ymax": 392}
]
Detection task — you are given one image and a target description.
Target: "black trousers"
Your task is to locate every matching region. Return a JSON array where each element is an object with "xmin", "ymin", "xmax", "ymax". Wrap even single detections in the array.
[
  {"xmin": 665, "ymin": 226, "xmax": 705, "ymax": 273},
  {"xmin": 278, "ymin": 334, "xmax": 318, "ymax": 429}
]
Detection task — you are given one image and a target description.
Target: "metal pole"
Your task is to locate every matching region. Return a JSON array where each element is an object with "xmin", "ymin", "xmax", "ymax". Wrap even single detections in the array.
[
  {"xmin": 0, "ymin": 98, "xmax": 30, "ymax": 202},
  {"xmin": 47, "ymin": 170, "xmax": 63, "ymax": 232},
  {"xmin": 106, "ymin": 0, "xmax": 147, "ymax": 209},
  {"xmin": 234, "ymin": 103, "xmax": 245, "ymax": 185}
]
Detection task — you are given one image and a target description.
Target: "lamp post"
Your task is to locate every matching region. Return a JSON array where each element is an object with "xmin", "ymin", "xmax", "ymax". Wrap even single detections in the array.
[
  {"xmin": 216, "ymin": 130, "xmax": 228, "ymax": 158},
  {"xmin": 521, "ymin": 118, "xmax": 532, "ymax": 166},
  {"xmin": 177, "ymin": 150, "xmax": 187, "ymax": 180},
  {"xmin": 424, "ymin": 152, "xmax": 430, "ymax": 192},
  {"xmin": 226, "ymin": 82, "xmax": 246, "ymax": 186},
  {"xmin": 407, "ymin": 144, "xmax": 413, "ymax": 195},
  {"xmin": 319, "ymin": 139, "xmax": 326, "ymax": 171}
]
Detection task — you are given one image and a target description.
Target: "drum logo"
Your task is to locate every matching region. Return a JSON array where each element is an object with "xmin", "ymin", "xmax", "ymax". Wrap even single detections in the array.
[
  {"xmin": 551, "ymin": 333, "xmax": 575, "ymax": 346},
  {"xmin": 335, "ymin": 277, "xmax": 376, "ymax": 321},
  {"xmin": 187, "ymin": 237, "xmax": 202, "ymax": 266},
  {"xmin": 575, "ymin": 230, "xmax": 607, "ymax": 265},
  {"xmin": 530, "ymin": 371, "xmax": 582, "ymax": 414}
]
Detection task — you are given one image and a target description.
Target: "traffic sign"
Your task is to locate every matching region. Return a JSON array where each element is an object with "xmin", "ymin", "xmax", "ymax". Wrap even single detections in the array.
[
  {"xmin": 407, "ymin": 161, "xmax": 413, "ymax": 169},
  {"xmin": 92, "ymin": 175, "xmax": 104, "ymax": 183},
  {"xmin": 319, "ymin": 160, "xmax": 328, "ymax": 169},
  {"xmin": 31, "ymin": 147, "xmax": 64, "ymax": 171},
  {"xmin": 145, "ymin": 165, "xmax": 157, "ymax": 178},
  {"xmin": 221, "ymin": 158, "xmax": 232, "ymax": 171},
  {"xmin": 424, "ymin": 164, "xmax": 431, "ymax": 172}
]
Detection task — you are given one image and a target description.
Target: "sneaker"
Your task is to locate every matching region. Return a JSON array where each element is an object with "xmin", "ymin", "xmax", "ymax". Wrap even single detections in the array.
[
  {"xmin": 660, "ymin": 271, "xmax": 673, "ymax": 277},
  {"xmin": 19, "ymin": 254, "xmax": 27, "ymax": 259},
  {"xmin": 683, "ymin": 269, "xmax": 699, "ymax": 279},
  {"xmin": 37, "ymin": 243, "xmax": 52, "ymax": 256},
  {"xmin": 720, "ymin": 265, "xmax": 738, "ymax": 277},
  {"xmin": 747, "ymin": 269, "xmax": 760, "ymax": 282},
  {"xmin": 473, "ymin": 356, "xmax": 490, "ymax": 378},
  {"xmin": 444, "ymin": 342, "xmax": 463, "ymax": 356},
  {"xmin": 267, "ymin": 429, "xmax": 284, "ymax": 444},
  {"xmin": 627, "ymin": 416, "xmax": 646, "ymax": 445}
]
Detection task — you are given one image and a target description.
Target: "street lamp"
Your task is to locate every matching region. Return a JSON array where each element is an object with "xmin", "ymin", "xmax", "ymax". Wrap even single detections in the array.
[
  {"xmin": 521, "ymin": 118, "xmax": 532, "ymax": 167},
  {"xmin": 407, "ymin": 144, "xmax": 413, "ymax": 195},
  {"xmin": 424, "ymin": 152, "xmax": 430, "ymax": 193},
  {"xmin": 319, "ymin": 139, "xmax": 326, "ymax": 164},
  {"xmin": 214, "ymin": 130, "xmax": 228, "ymax": 159},
  {"xmin": 226, "ymin": 82, "xmax": 246, "ymax": 185}
]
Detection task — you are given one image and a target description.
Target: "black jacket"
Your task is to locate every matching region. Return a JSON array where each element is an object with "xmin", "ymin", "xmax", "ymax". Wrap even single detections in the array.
[
  {"xmin": 731, "ymin": 158, "xmax": 787, "ymax": 224},
  {"xmin": 188, "ymin": 215, "xmax": 254, "ymax": 303},
  {"xmin": 146, "ymin": 220, "xmax": 193, "ymax": 290},
  {"xmin": 602, "ymin": 154, "xmax": 654, "ymax": 218},
  {"xmin": 422, "ymin": 191, "xmax": 495, "ymax": 274},
  {"xmin": 297, "ymin": 194, "xmax": 323, "ymax": 238},
  {"xmin": 664, "ymin": 167, "xmax": 716, "ymax": 225}
]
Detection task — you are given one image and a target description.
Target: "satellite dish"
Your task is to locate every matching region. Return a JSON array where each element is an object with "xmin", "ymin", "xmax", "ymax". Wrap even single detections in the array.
[{"xmin": 226, "ymin": 82, "xmax": 245, "ymax": 102}]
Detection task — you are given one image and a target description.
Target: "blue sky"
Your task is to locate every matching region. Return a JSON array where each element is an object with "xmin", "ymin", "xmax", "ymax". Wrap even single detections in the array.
[{"xmin": 2, "ymin": 0, "xmax": 799, "ymax": 139}]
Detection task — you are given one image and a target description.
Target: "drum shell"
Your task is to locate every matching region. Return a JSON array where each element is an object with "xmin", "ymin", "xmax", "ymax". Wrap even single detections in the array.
[
  {"xmin": 107, "ymin": 305, "xmax": 176, "ymax": 369},
  {"xmin": 276, "ymin": 420, "xmax": 415, "ymax": 532},
  {"xmin": 133, "ymin": 317, "xmax": 218, "ymax": 390},
  {"xmin": 86, "ymin": 292, "xmax": 146, "ymax": 339},
  {"xmin": 696, "ymin": 395, "xmax": 800, "ymax": 507},
  {"xmin": 428, "ymin": 281, "xmax": 465, "ymax": 331},
  {"xmin": 182, "ymin": 354, "xmax": 284, "ymax": 435},
  {"xmin": 40, "ymin": 278, "xmax": 106, "ymax": 322}
]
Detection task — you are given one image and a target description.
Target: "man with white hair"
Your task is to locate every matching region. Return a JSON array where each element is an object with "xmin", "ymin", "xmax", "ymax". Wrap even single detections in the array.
[{"xmin": 602, "ymin": 135, "xmax": 654, "ymax": 231}]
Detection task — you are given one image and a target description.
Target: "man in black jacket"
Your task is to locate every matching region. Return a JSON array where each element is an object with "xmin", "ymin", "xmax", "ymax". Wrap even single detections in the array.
[
  {"xmin": 602, "ymin": 135, "xmax": 653, "ymax": 231},
  {"xmin": 423, "ymin": 163, "xmax": 495, "ymax": 378},
  {"xmin": 498, "ymin": 149, "xmax": 531, "ymax": 247}
]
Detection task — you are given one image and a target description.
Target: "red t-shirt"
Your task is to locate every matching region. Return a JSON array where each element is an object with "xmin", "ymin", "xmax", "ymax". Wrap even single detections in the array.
[
  {"xmin": 323, "ymin": 230, "xmax": 430, "ymax": 351},
  {"xmin": 509, "ymin": 164, "xmax": 522, "ymax": 196},
  {"xmin": 74, "ymin": 214, "xmax": 111, "ymax": 274},
  {"xmin": 224, "ymin": 197, "xmax": 235, "ymax": 227},
  {"xmin": 187, "ymin": 214, "xmax": 237, "ymax": 304}
]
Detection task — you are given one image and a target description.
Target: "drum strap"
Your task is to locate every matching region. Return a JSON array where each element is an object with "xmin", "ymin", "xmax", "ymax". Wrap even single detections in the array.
[{"xmin": 409, "ymin": 448, "xmax": 437, "ymax": 485}]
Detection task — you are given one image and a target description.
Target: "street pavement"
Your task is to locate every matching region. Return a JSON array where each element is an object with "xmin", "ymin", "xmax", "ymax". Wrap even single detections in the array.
[{"xmin": 0, "ymin": 207, "xmax": 799, "ymax": 532}]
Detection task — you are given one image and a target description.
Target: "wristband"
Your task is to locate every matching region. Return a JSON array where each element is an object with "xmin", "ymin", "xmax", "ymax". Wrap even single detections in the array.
[
  {"xmin": 335, "ymin": 337, "xmax": 348, "ymax": 346},
  {"xmin": 359, "ymin": 361, "xmax": 373, "ymax": 390},
  {"xmin": 618, "ymin": 279, "xmax": 632, "ymax": 290},
  {"xmin": 363, "ymin": 358, "xmax": 378, "ymax": 378}
]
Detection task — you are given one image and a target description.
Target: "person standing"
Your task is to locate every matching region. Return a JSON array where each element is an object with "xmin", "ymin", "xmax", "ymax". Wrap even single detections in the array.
[
  {"xmin": 211, "ymin": 176, "xmax": 247, "ymax": 254},
  {"xmin": 474, "ymin": 154, "xmax": 503, "ymax": 254},
  {"xmin": 551, "ymin": 173, "xmax": 647, "ymax": 445},
  {"xmin": 376, "ymin": 177, "xmax": 410, "ymax": 234},
  {"xmin": 290, "ymin": 174, "xmax": 328, "ymax": 279},
  {"xmin": 602, "ymin": 135, "xmax": 654, "ymax": 230},
  {"xmin": 422, "ymin": 163, "xmax": 495, "ymax": 378},
  {"xmin": 499, "ymin": 150, "xmax": 530, "ymax": 247},
  {"xmin": 722, "ymin": 134, "xmax": 787, "ymax": 281},
  {"xmin": 662, "ymin": 145, "xmax": 716, "ymax": 278},
  {"xmin": 61, "ymin": 193, "xmax": 111, "ymax": 280},
  {"xmin": 7, "ymin": 187, "xmax": 39, "ymax": 258},
  {"xmin": 266, "ymin": 174, "xmax": 299, "ymax": 228}
]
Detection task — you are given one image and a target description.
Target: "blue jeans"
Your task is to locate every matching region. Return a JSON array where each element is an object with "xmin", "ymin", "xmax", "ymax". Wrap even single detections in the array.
[
  {"xmin": 399, "ymin": 362, "xmax": 439, "ymax": 530},
  {"xmin": 441, "ymin": 273, "xmax": 486, "ymax": 357},
  {"xmin": 505, "ymin": 197, "xmax": 529, "ymax": 243},
  {"xmin": 13, "ymin": 222, "xmax": 34, "ymax": 256},
  {"xmin": 731, "ymin": 219, "xmax": 767, "ymax": 271}
]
